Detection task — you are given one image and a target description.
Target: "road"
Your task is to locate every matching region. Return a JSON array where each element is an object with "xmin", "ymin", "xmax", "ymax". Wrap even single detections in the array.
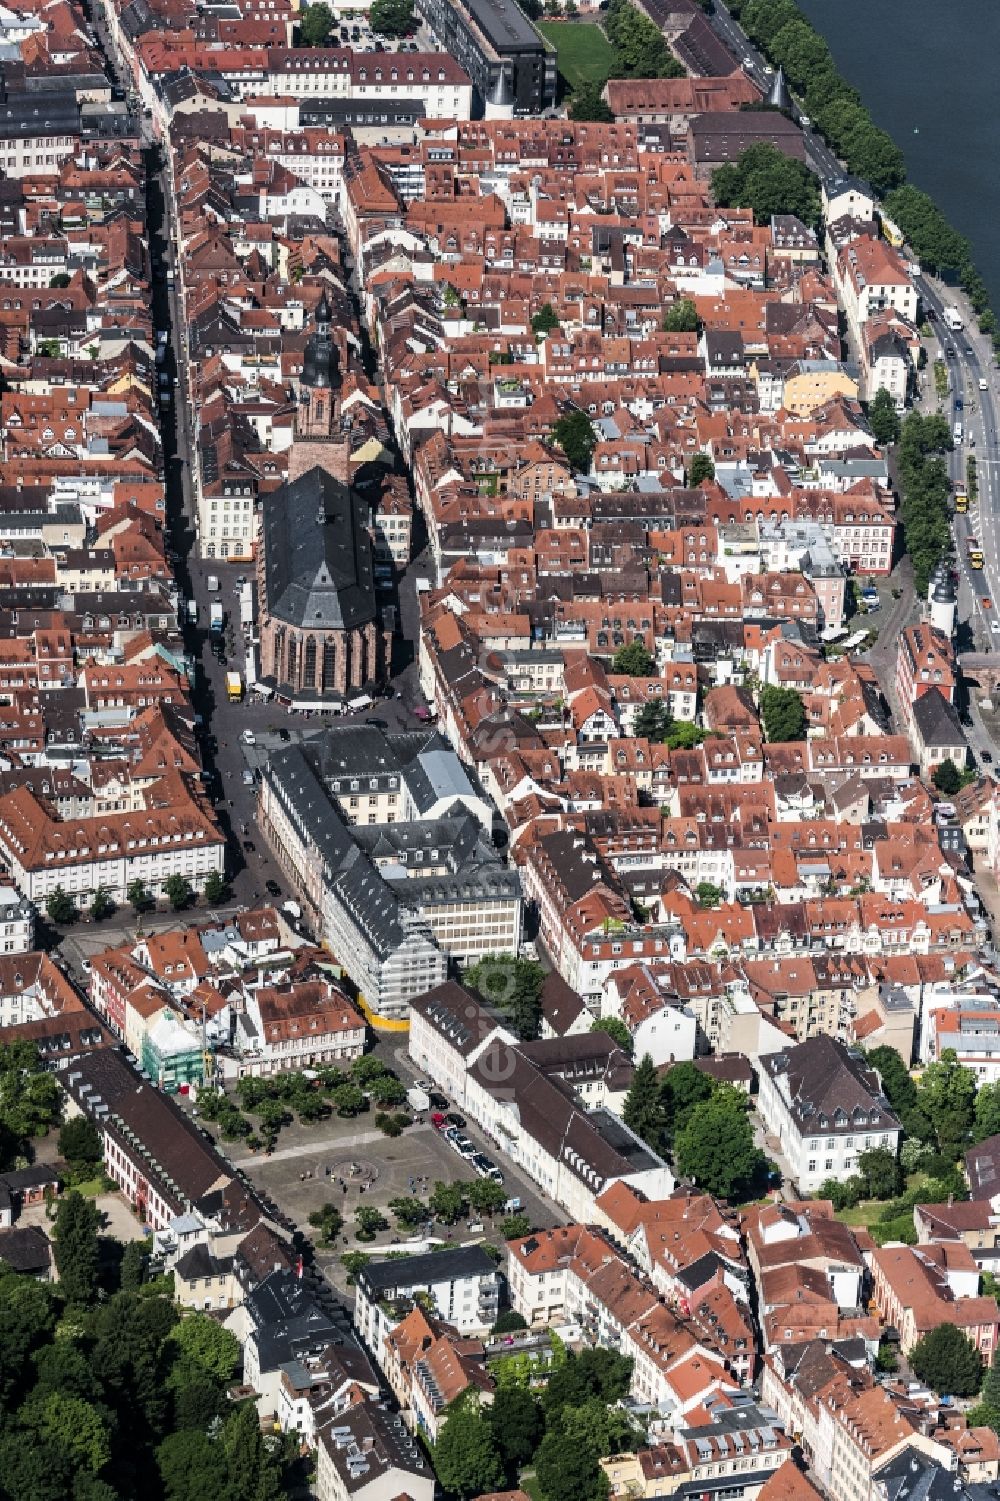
[{"xmin": 709, "ymin": 0, "xmax": 841, "ymax": 177}]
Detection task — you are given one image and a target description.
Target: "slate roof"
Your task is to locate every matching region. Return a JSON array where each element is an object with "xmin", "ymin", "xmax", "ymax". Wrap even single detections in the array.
[
  {"xmin": 261, "ymin": 467, "xmax": 375, "ymax": 633},
  {"xmin": 0, "ymin": 1224, "xmax": 51, "ymax": 1274},
  {"xmin": 761, "ymin": 1035, "xmax": 899, "ymax": 1136},
  {"xmin": 911, "ymin": 686, "xmax": 966, "ymax": 749}
]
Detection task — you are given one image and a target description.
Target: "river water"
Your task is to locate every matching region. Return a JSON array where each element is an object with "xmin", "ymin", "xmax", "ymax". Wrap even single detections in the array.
[{"xmin": 795, "ymin": 0, "xmax": 1000, "ymax": 304}]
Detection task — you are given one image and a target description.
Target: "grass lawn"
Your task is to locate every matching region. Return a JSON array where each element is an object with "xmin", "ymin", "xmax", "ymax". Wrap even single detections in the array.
[
  {"xmin": 521, "ymin": 1474, "xmax": 543, "ymax": 1501},
  {"xmin": 834, "ymin": 1199, "xmax": 886, "ymax": 1228},
  {"xmin": 538, "ymin": 21, "xmax": 615, "ymax": 91}
]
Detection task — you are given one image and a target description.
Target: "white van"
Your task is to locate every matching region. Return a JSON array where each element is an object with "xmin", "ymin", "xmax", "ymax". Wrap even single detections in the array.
[{"xmin": 954, "ymin": 422, "xmax": 964, "ymax": 445}]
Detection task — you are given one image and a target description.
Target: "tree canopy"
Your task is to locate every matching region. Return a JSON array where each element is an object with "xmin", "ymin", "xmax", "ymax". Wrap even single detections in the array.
[
  {"xmin": 662, "ymin": 297, "xmax": 699, "ymax": 333},
  {"xmin": 369, "ymin": 0, "xmax": 414, "ymax": 34},
  {"xmin": 712, "ymin": 143, "xmax": 821, "ymax": 232},
  {"xmin": 299, "ymin": 0, "xmax": 333, "ymax": 44},
  {"xmin": 605, "ymin": 0, "xmax": 684, "ymax": 77},
  {"xmin": 551, "ymin": 408, "xmax": 597, "ymax": 473},
  {"xmin": 433, "ymin": 1402, "xmax": 505, "ymax": 1498},
  {"xmin": 464, "ymin": 954, "xmax": 545, "ymax": 1040},
  {"xmin": 612, "ymin": 641, "xmax": 655, "ymax": 676},
  {"xmin": 674, "ymin": 1088, "xmax": 766, "ymax": 1201},
  {"xmin": 910, "ymin": 1322, "xmax": 983, "ymax": 1397},
  {"xmin": 759, "ymin": 685, "xmax": 806, "ymax": 743},
  {"xmin": 868, "ymin": 387, "xmax": 901, "ymax": 447}
]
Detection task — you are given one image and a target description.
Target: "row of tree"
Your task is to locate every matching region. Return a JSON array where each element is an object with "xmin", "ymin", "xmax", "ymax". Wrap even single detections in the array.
[
  {"xmin": 45, "ymin": 872, "xmax": 228, "ymax": 927},
  {"xmin": 603, "ymin": 0, "xmax": 683, "ymax": 79},
  {"xmin": 729, "ymin": 0, "xmax": 1000, "ymax": 354},
  {"xmin": 728, "ymin": 0, "xmax": 904, "ymax": 194},
  {"xmin": 895, "ymin": 410, "xmax": 954, "ymax": 595}
]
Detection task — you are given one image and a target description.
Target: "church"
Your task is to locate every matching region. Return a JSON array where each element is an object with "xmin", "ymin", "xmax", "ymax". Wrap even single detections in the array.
[{"xmin": 256, "ymin": 296, "xmax": 386, "ymax": 700}]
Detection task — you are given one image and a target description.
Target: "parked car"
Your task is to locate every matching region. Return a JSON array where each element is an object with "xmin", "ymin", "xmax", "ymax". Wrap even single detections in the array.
[
  {"xmin": 429, "ymin": 1091, "xmax": 449, "ymax": 1110},
  {"xmin": 243, "ymin": 840, "xmax": 255, "ymax": 853},
  {"xmin": 486, "ymin": 1167, "xmax": 504, "ymax": 1184},
  {"xmin": 445, "ymin": 1112, "xmax": 466, "ymax": 1129},
  {"xmin": 431, "ymin": 1112, "xmax": 447, "ymax": 1129},
  {"xmin": 265, "ymin": 879, "xmax": 281, "ymax": 897},
  {"xmin": 471, "ymin": 1153, "xmax": 494, "ymax": 1176},
  {"xmin": 278, "ymin": 727, "xmax": 291, "ymax": 742}
]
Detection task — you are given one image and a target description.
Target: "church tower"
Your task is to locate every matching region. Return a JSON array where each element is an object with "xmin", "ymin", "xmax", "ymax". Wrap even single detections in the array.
[{"xmin": 290, "ymin": 290, "xmax": 350, "ymax": 485}]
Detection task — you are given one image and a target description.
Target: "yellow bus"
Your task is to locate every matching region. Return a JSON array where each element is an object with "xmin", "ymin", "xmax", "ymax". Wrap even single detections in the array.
[{"xmin": 955, "ymin": 490, "xmax": 969, "ymax": 513}]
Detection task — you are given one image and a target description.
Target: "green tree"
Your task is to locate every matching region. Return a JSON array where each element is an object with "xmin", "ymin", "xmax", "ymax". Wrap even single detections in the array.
[
  {"xmin": 369, "ymin": 0, "xmax": 413, "ymax": 32},
  {"xmin": 613, "ymin": 641, "xmax": 655, "ymax": 676},
  {"xmin": 868, "ymin": 387, "xmax": 901, "ymax": 447},
  {"xmin": 687, "ymin": 453, "xmax": 715, "ymax": 486},
  {"xmin": 168, "ymin": 1359, "xmax": 225, "ymax": 1432},
  {"xmin": 351, "ymin": 1055, "xmax": 388, "ymax": 1084},
  {"xmin": 977, "ymin": 1346, "xmax": 1000, "ymax": 1424},
  {"xmin": 163, "ymin": 874, "xmax": 193, "ymax": 911},
  {"xmin": 867, "ymin": 1046, "xmax": 918, "ymax": 1117},
  {"xmin": 491, "ymin": 1309, "xmax": 529, "ymax": 1335},
  {"xmin": 0, "ymin": 1040, "xmax": 62, "ymax": 1153},
  {"xmin": 633, "ymin": 700, "xmax": 673, "ymax": 741},
  {"xmin": 467, "ymin": 1179, "xmax": 507, "ymax": 1217},
  {"xmin": 552, "ymin": 408, "xmax": 597, "ymax": 473},
  {"xmin": 488, "ymin": 1384, "xmax": 542, "ymax": 1472},
  {"xmin": 58, "ymin": 1116, "xmax": 102, "ymax": 1172},
  {"xmin": 531, "ymin": 302, "xmax": 561, "ymax": 339},
  {"xmin": 24, "ymin": 1391, "xmax": 111, "ymax": 1474},
  {"xmin": 883, "ymin": 187, "xmax": 967, "ymax": 273},
  {"xmin": 605, "ymin": 0, "xmax": 683, "ymax": 77},
  {"xmin": 659, "ymin": 1060, "xmax": 716, "ymax": 1147},
  {"xmin": 501, "ymin": 1211, "xmax": 532, "ymax": 1239},
  {"xmin": 170, "ymin": 1313, "xmax": 242, "ymax": 1383},
  {"xmin": 309, "ymin": 1201, "xmax": 346, "ymax": 1243},
  {"xmin": 89, "ymin": 885, "xmax": 113, "ymax": 921},
  {"xmin": 299, "ymin": 0, "xmax": 333, "ymax": 45},
  {"xmin": 127, "ymin": 878, "xmax": 153, "ymax": 913},
  {"xmin": 222, "ymin": 1399, "xmax": 283, "ymax": 1501},
  {"xmin": 0, "ymin": 1265, "xmax": 58, "ymax": 1405},
  {"xmin": 45, "ymin": 886, "xmax": 78, "ymax": 925},
  {"xmin": 695, "ymin": 881, "xmax": 725, "ymax": 908},
  {"xmin": 910, "ymin": 1322, "xmax": 984, "ymax": 1397},
  {"xmin": 896, "ymin": 409, "xmax": 954, "ymax": 594},
  {"xmin": 368, "ymin": 1073, "xmax": 408, "ymax": 1108},
  {"xmin": 591, "ymin": 1016, "xmax": 633, "ymax": 1055},
  {"xmin": 664, "ymin": 720, "xmax": 708, "ymax": 749},
  {"xmin": 341, "ymin": 1250, "xmax": 371, "ymax": 1283},
  {"xmin": 120, "ymin": 1239, "xmax": 147, "ymax": 1292},
  {"xmin": 932, "ymin": 758, "xmax": 964, "ymax": 796},
  {"xmin": 434, "ymin": 1402, "xmax": 505, "ymax": 1498},
  {"xmin": 355, "ymin": 1205, "xmax": 389, "ymax": 1241},
  {"xmin": 712, "ymin": 142, "xmax": 821, "ymax": 231},
  {"xmin": 675, "ymin": 1089, "xmax": 765, "ymax": 1201},
  {"xmin": 915, "ymin": 1048, "xmax": 977, "ymax": 1156},
  {"xmin": 203, "ymin": 870, "xmax": 229, "ymax": 905},
  {"xmin": 662, "ymin": 297, "xmax": 699, "ymax": 333},
  {"xmin": 31, "ymin": 1340, "xmax": 99, "ymax": 1403},
  {"xmin": 430, "ymin": 1180, "xmax": 468, "ymax": 1225},
  {"xmin": 535, "ymin": 1426, "xmax": 605, "ymax": 1501},
  {"xmin": 388, "ymin": 1196, "xmax": 427, "ymax": 1230},
  {"xmin": 157, "ymin": 1430, "xmax": 231, "ymax": 1501},
  {"xmin": 331, "ymin": 1082, "xmax": 366, "ymax": 1117},
  {"xmin": 759, "ymin": 684, "xmax": 806, "ymax": 742},
  {"xmin": 856, "ymin": 1146, "xmax": 902, "ymax": 1200},
  {"xmin": 623, "ymin": 1054, "xmax": 662, "ymax": 1147},
  {"xmin": 464, "ymin": 955, "xmax": 545, "ymax": 1041},
  {"xmin": 52, "ymin": 1190, "xmax": 100, "ymax": 1305},
  {"xmin": 569, "ymin": 81, "xmax": 613, "ymax": 123},
  {"xmin": 975, "ymin": 1082, "xmax": 1000, "ymax": 1144}
]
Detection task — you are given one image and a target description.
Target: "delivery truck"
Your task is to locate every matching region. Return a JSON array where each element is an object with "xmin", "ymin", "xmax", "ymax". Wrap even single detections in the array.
[
  {"xmin": 226, "ymin": 671, "xmax": 243, "ymax": 702},
  {"xmin": 210, "ymin": 601, "xmax": 224, "ymax": 632}
]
